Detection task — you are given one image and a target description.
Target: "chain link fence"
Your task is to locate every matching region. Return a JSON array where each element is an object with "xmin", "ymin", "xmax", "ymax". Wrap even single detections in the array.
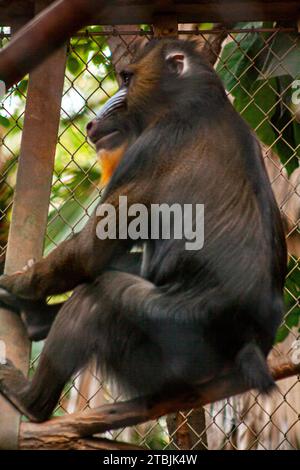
[{"xmin": 0, "ymin": 24, "xmax": 299, "ymax": 450}]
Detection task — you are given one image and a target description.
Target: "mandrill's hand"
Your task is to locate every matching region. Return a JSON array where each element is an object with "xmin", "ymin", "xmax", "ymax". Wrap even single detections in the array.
[
  {"xmin": 0, "ymin": 258, "xmax": 37, "ymax": 306},
  {"xmin": 0, "ymin": 285, "xmax": 20, "ymax": 313}
]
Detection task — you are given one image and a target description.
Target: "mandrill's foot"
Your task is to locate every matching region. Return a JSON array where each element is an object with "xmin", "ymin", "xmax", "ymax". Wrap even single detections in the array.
[
  {"xmin": 0, "ymin": 359, "xmax": 38, "ymax": 422},
  {"xmin": 0, "ymin": 288, "xmax": 61, "ymax": 341}
]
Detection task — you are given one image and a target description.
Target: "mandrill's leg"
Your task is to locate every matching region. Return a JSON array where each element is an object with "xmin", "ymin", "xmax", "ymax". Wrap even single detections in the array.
[
  {"xmin": 0, "ymin": 269, "xmax": 275, "ymax": 421},
  {"xmin": 0, "ymin": 270, "xmax": 156, "ymax": 422},
  {"xmin": 0, "ymin": 283, "xmax": 108, "ymax": 422}
]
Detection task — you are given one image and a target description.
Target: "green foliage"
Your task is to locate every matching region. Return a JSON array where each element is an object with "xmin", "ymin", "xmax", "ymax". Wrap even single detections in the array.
[
  {"xmin": 67, "ymin": 55, "xmax": 81, "ymax": 74},
  {"xmin": 0, "ymin": 115, "xmax": 10, "ymax": 127},
  {"xmin": 217, "ymin": 22, "xmax": 300, "ymax": 175},
  {"xmin": 13, "ymin": 78, "xmax": 28, "ymax": 98}
]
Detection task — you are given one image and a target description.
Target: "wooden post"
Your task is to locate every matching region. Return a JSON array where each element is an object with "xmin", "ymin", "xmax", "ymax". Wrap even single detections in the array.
[{"xmin": 0, "ymin": 0, "xmax": 66, "ymax": 449}]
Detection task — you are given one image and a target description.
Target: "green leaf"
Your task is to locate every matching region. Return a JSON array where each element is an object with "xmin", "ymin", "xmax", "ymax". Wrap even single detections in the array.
[
  {"xmin": 92, "ymin": 53, "xmax": 105, "ymax": 66},
  {"xmin": 217, "ymin": 42, "xmax": 239, "ymax": 91},
  {"xmin": 67, "ymin": 55, "xmax": 81, "ymax": 74},
  {"xmin": 275, "ymin": 324, "xmax": 290, "ymax": 343},
  {"xmin": 276, "ymin": 308, "xmax": 300, "ymax": 343},
  {"xmin": 217, "ymin": 24, "xmax": 265, "ymax": 95},
  {"xmin": 0, "ymin": 115, "xmax": 10, "ymax": 127},
  {"xmin": 272, "ymin": 106, "xmax": 299, "ymax": 175},
  {"xmin": 276, "ymin": 257, "xmax": 300, "ymax": 343},
  {"xmin": 235, "ymin": 79, "xmax": 278, "ymax": 146},
  {"xmin": 17, "ymin": 78, "xmax": 28, "ymax": 94},
  {"xmin": 261, "ymin": 32, "xmax": 300, "ymax": 79}
]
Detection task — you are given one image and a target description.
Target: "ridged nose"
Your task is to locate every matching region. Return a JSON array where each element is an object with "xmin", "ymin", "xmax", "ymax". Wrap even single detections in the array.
[{"xmin": 97, "ymin": 87, "xmax": 127, "ymax": 121}]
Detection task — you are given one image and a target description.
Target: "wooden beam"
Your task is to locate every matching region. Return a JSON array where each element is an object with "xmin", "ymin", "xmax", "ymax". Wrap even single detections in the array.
[
  {"xmin": 153, "ymin": 13, "xmax": 178, "ymax": 38},
  {"xmin": 1, "ymin": 1, "xmax": 300, "ymax": 25},
  {"xmin": 97, "ymin": 1, "xmax": 300, "ymax": 24},
  {"xmin": 0, "ymin": 0, "xmax": 66, "ymax": 449},
  {"xmin": 1, "ymin": 1, "xmax": 299, "ymax": 92},
  {"xmin": 0, "ymin": 1, "xmax": 34, "ymax": 24}
]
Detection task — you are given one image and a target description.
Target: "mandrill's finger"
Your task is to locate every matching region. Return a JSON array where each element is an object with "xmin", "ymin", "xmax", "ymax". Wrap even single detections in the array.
[
  {"xmin": 0, "ymin": 287, "xmax": 20, "ymax": 313},
  {"xmin": 22, "ymin": 258, "xmax": 36, "ymax": 272}
]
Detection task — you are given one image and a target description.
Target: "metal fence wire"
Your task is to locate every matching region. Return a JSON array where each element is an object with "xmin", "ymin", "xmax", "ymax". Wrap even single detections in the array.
[{"xmin": 0, "ymin": 24, "xmax": 299, "ymax": 450}]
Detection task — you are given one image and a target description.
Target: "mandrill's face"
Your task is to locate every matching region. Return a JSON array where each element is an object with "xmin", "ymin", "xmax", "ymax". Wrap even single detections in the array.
[{"xmin": 86, "ymin": 39, "xmax": 213, "ymax": 185}]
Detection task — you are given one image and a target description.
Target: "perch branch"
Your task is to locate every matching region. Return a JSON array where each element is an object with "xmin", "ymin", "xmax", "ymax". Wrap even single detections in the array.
[
  {"xmin": 19, "ymin": 434, "xmax": 145, "ymax": 450},
  {"xmin": 19, "ymin": 359, "xmax": 300, "ymax": 449}
]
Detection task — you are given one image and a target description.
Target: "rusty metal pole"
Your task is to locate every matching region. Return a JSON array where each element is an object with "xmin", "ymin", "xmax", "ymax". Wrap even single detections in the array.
[
  {"xmin": 0, "ymin": 0, "xmax": 67, "ymax": 449},
  {"xmin": 0, "ymin": 0, "xmax": 113, "ymax": 92}
]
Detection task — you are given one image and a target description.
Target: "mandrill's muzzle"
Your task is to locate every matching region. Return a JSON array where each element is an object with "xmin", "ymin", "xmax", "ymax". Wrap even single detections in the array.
[{"xmin": 86, "ymin": 87, "xmax": 127, "ymax": 146}]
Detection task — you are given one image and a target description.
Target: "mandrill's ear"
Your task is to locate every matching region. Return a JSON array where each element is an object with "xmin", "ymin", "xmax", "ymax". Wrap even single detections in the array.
[{"xmin": 165, "ymin": 52, "xmax": 189, "ymax": 76}]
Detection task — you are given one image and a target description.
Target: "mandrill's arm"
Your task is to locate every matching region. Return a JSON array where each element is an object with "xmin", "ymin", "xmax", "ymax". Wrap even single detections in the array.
[{"xmin": 0, "ymin": 184, "xmax": 145, "ymax": 301}]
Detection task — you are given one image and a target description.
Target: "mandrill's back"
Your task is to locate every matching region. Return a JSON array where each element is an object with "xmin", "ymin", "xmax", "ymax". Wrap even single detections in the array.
[
  {"xmin": 145, "ymin": 94, "xmax": 286, "ymax": 295},
  {"xmin": 139, "ymin": 79, "xmax": 287, "ymax": 392}
]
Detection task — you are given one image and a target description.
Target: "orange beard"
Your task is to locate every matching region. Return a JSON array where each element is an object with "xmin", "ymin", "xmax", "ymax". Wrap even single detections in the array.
[{"xmin": 98, "ymin": 143, "xmax": 128, "ymax": 186}]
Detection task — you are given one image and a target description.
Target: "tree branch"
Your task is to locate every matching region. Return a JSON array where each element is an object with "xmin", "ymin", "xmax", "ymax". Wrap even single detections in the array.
[
  {"xmin": 19, "ymin": 434, "xmax": 145, "ymax": 450},
  {"xmin": 19, "ymin": 359, "xmax": 300, "ymax": 448}
]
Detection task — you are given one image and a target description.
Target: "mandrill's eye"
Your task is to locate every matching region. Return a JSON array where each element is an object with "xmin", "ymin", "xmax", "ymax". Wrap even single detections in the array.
[{"xmin": 120, "ymin": 70, "xmax": 133, "ymax": 87}]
